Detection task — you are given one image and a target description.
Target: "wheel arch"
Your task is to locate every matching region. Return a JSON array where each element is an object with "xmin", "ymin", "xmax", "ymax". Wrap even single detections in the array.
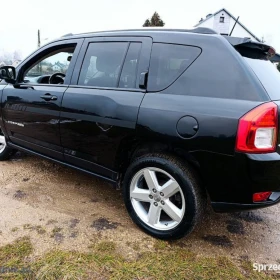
[{"xmin": 114, "ymin": 138, "xmax": 204, "ymax": 187}]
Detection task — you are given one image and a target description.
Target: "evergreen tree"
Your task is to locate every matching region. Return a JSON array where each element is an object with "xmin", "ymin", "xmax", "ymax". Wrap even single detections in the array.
[
  {"xmin": 143, "ymin": 19, "xmax": 151, "ymax": 27},
  {"xmin": 143, "ymin": 12, "xmax": 165, "ymax": 27}
]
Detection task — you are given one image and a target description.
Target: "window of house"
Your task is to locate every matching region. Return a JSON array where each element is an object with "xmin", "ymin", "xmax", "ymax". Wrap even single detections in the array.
[
  {"xmin": 148, "ymin": 43, "xmax": 201, "ymax": 92},
  {"xmin": 78, "ymin": 42, "xmax": 128, "ymax": 88},
  {"xmin": 220, "ymin": 16, "xmax": 225, "ymax": 23}
]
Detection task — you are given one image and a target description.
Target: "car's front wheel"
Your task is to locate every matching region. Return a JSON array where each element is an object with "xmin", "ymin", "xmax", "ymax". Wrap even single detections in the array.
[
  {"xmin": 0, "ymin": 128, "xmax": 14, "ymax": 161},
  {"xmin": 123, "ymin": 154, "xmax": 206, "ymax": 240}
]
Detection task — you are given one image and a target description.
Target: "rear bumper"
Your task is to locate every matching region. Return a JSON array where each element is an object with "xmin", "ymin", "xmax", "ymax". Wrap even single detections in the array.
[
  {"xmin": 190, "ymin": 151, "xmax": 280, "ymax": 212},
  {"xmin": 212, "ymin": 192, "xmax": 280, "ymax": 212}
]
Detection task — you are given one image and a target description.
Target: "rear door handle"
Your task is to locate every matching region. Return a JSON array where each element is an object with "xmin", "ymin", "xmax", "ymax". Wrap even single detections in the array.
[{"xmin": 40, "ymin": 93, "xmax": 57, "ymax": 101}]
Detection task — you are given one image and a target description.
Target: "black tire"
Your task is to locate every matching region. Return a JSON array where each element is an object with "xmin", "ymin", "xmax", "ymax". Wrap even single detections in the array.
[
  {"xmin": 0, "ymin": 131, "xmax": 15, "ymax": 161},
  {"xmin": 0, "ymin": 146, "xmax": 14, "ymax": 161},
  {"xmin": 122, "ymin": 153, "xmax": 206, "ymax": 240}
]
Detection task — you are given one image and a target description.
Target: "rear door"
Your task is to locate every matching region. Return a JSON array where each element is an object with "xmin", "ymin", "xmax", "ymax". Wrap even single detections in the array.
[{"xmin": 60, "ymin": 36, "xmax": 152, "ymax": 179}]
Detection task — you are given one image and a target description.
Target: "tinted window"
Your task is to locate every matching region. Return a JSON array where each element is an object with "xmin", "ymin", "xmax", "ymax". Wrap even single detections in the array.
[
  {"xmin": 148, "ymin": 43, "xmax": 201, "ymax": 91},
  {"xmin": 244, "ymin": 58, "xmax": 280, "ymax": 100},
  {"xmin": 119, "ymin": 43, "xmax": 141, "ymax": 88},
  {"xmin": 78, "ymin": 42, "xmax": 128, "ymax": 87},
  {"xmin": 24, "ymin": 45, "xmax": 76, "ymax": 84},
  {"xmin": 163, "ymin": 46, "xmax": 267, "ymax": 101}
]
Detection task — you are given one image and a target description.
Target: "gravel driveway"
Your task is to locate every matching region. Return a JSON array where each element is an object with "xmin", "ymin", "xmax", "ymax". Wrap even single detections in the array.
[{"xmin": 0, "ymin": 152, "xmax": 279, "ymax": 264}]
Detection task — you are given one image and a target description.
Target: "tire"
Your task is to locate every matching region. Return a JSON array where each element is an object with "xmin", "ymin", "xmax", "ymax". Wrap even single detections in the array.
[
  {"xmin": 122, "ymin": 153, "xmax": 206, "ymax": 240},
  {"xmin": 0, "ymin": 129, "xmax": 14, "ymax": 161}
]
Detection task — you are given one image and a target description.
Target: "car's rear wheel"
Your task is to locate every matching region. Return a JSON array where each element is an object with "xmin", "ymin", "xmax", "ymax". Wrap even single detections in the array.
[
  {"xmin": 123, "ymin": 153, "xmax": 205, "ymax": 240},
  {"xmin": 0, "ymin": 128, "xmax": 14, "ymax": 161}
]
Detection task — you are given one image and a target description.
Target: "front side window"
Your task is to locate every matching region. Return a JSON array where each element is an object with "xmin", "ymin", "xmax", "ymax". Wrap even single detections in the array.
[
  {"xmin": 148, "ymin": 43, "xmax": 201, "ymax": 92},
  {"xmin": 78, "ymin": 42, "xmax": 128, "ymax": 87},
  {"xmin": 24, "ymin": 46, "xmax": 76, "ymax": 84}
]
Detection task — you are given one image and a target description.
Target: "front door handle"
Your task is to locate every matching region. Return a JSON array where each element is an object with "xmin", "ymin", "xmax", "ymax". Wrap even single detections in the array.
[{"xmin": 40, "ymin": 93, "xmax": 57, "ymax": 101}]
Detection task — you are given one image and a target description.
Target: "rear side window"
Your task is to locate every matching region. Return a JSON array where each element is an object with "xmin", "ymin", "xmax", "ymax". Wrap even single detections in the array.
[
  {"xmin": 119, "ymin": 42, "xmax": 142, "ymax": 88},
  {"xmin": 244, "ymin": 58, "xmax": 280, "ymax": 100},
  {"xmin": 78, "ymin": 42, "xmax": 128, "ymax": 87},
  {"xmin": 148, "ymin": 43, "xmax": 201, "ymax": 91}
]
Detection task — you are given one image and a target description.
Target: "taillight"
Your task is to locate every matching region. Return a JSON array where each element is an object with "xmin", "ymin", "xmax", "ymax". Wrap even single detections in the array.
[
  {"xmin": 253, "ymin": 192, "xmax": 272, "ymax": 202},
  {"xmin": 236, "ymin": 102, "xmax": 278, "ymax": 153}
]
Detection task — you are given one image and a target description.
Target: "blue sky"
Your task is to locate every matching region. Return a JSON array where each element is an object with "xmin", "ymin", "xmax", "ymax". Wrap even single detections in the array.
[{"xmin": 1, "ymin": 0, "xmax": 279, "ymax": 58}]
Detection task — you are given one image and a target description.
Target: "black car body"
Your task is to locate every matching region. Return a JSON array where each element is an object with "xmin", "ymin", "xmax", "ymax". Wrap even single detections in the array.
[{"xmin": 1, "ymin": 27, "xmax": 280, "ymax": 239}]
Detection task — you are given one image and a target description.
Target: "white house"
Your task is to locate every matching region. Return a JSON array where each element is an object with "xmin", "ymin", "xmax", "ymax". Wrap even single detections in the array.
[
  {"xmin": 194, "ymin": 8, "xmax": 261, "ymax": 42},
  {"xmin": 52, "ymin": 62, "xmax": 66, "ymax": 72},
  {"xmin": 12, "ymin": 60, "xmax": 21, "ymax": 67}
]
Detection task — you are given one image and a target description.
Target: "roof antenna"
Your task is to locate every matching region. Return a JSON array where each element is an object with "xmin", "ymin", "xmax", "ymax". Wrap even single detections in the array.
[{"xmin": 229, "ymin": 16, "xmax": 239, "ymax": 36}]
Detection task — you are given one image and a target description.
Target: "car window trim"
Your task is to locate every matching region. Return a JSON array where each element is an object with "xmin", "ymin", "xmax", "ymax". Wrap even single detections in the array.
[
  {"xmin": 16, "ymin": 38, "xmax": 84, "ymax": 86},
  {"xmin": 118, "ymin": 42, "xmax": 142, "ymax": 88},
  {"xmin": 77, "ymin": 41, "xmax": 130, "ymax": 88},
  {"xmin": 147, "ymin": 42, "xmax": 202, "ymax": 93},
  {"xmin": 13, "ymin": 83, "xmax": 69, "ymax": 88},
  {"xmin": 116, "ymin": 42, "xmax": 130, "ymax": 88},
  {"xmin": 68, "ymin": 84, "xmax": 146, "ymax": 92},
  {"xmin": 70, "ymin": 36, "xmax": 153, "ymax": 90}
]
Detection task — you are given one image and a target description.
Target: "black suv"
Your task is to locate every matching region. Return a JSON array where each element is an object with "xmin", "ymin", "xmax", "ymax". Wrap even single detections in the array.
[{"xmin": 1, "ymin": 28, "xmax": 280, "ymax": 239}]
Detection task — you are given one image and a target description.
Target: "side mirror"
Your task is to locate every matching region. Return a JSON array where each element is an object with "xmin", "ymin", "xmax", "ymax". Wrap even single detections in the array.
[{"xmin": 0, "ymin": 66, "xmax": 16, "ymax": 84}]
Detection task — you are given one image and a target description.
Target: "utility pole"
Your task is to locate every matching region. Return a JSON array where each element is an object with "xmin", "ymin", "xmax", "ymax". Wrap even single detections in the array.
[
  {"xmin": 37, "ymin": 29, "xmax": 41, "ymax": 73},
  {"xmin": 38, "ymin": 29, "xmax": 41, "ymax": 48}
]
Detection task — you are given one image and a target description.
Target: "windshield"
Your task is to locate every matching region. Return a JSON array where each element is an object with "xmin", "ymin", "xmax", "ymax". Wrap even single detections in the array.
[{"xmin": 244, "ymin": 57, "xmax": 280, "ymax": 100}]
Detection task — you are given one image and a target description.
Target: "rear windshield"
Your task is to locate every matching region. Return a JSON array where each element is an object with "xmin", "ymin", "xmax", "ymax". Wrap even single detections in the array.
[{"xmin": 244, "ymin": 58, "xmax": 280, "ymax": 100}]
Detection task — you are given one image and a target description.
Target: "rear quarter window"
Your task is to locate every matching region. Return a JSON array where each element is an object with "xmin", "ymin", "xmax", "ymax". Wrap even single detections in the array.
[
  {"xmin": 162, "ymin": 42, "xmax": 268, "ymax": 102},
  {"xmin": 244, "ymin": 58, "xmax": 280, "ymax": 100},
  {"xmin": 148, "ymin": 43, "xmax": 201, "ymax": 92}
]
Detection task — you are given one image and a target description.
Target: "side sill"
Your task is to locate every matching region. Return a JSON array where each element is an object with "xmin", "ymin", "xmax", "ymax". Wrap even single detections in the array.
[{"xmin": 7, "ymin": 142, "xmax": 118, "ymax": 186}]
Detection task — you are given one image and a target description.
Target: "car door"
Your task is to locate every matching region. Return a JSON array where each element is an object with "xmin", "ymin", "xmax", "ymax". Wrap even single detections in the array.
[
  {"xmin": 60, "ymin": 36, "xmax": 152, "ymax": 180},
  {"xmin": 1, "ymin": 39, "xmax": 83, "ymax": 160}
]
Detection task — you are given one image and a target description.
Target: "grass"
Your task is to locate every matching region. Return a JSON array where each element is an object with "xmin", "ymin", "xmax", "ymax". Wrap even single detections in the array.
[
  {"xmin": 11, "ymin": 227, "xmax": 19, "ymax": 233},
  {"xmin": 0, "ymin": 237, "xmax": 276, "ymax": 280},
  {"xmin": 34, "ymin": 226, "xmax": 46, "ymax": 235},
  {"xmin": 154, "ymin": 239, "xmax": 169, "ymax": 250},
  {"xmin": 126, "ymin": 241, "xmax": 140, "ymax": 251},
  {"xmin": 0, "ymin": 237, "xmax": 32, "ymax": 266},
  {"xmin": 50, "ymin": 227, "xmax": 62, "ymax": 238},
  {"xmin": 23, "ymin": 224, "xmax": 32, "ymax": 230},
  {"xmin": 95, "ymin": 241, "xmax": 116, "ymax": 253},
  {"xmin": 22, "ymin": 224, "xmax": 46, "ymax": 235}
]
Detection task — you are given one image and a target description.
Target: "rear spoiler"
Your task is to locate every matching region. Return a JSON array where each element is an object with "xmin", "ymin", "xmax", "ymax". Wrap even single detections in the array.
[{"xmin": 223, "ymin": 36, "xmax": 280, "ymax": 63}]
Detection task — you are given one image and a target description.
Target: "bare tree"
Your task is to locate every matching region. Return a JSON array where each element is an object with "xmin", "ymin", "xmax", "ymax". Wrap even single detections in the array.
[{"xmin": 13, "ymin": 50, "xmax": 22, "ymax": 61}]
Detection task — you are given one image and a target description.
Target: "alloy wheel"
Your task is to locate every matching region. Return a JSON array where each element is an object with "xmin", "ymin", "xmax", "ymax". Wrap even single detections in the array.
[
  {"xmin": 130, "ymin": 167, "xmax": 185, "ymax": 231},
  {"xmin": 0, "ymin": 129, "xmax": 6, "ymax": 154}
]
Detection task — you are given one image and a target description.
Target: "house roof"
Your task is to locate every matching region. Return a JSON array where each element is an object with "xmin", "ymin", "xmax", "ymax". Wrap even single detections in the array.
[
  {"xmin": 53, "ymin": 62, "xmax": 65, "ymax": 68},
  {"xmin": 194, "ymin": 8, "xmax": 261, "ymax": 42}
]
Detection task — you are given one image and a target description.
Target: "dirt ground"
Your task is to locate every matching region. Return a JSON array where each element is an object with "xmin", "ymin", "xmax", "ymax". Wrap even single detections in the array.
[{"xmin": 0, "ymin": 152, "xmax": 279, "ymax": 265}]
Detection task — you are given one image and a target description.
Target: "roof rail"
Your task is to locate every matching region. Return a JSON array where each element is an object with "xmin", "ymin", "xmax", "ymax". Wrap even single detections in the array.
[
  {"xmin": 74, "ymin": 27, "xmax": 217, "ymax": 37},
  {"xmin": 61, "ymin": 33, "xmax": 73, "ymax": 38}
]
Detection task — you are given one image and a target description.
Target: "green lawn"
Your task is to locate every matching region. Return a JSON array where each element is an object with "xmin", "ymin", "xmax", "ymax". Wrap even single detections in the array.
[{"xmin": 0, "ymin": 237, "xmax": 277, "ymax": 280}]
